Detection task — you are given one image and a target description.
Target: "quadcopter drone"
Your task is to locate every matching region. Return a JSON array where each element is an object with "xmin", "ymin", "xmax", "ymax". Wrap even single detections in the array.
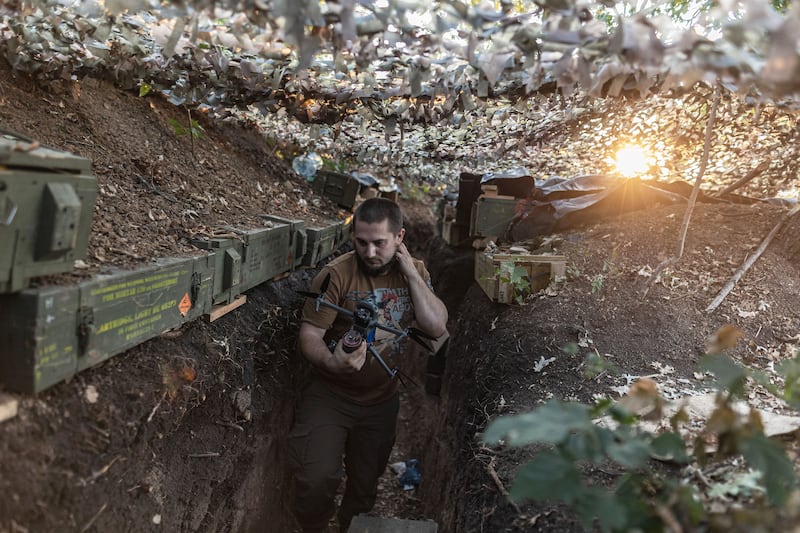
[{"xmin": 297, "ymin": 273, "xmax": 435, "ymax": 379}]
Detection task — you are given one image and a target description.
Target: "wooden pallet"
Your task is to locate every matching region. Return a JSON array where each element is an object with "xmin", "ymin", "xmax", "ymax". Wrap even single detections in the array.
[
  {"xmin": 206, "ymin": 295, "xmax": 247, "ymax": 322},
  {"xmin": 0, "ymin": 393, "xmax": 19, "ymax": 424}
]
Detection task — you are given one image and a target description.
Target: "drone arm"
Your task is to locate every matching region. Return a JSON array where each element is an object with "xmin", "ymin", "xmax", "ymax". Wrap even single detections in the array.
[
  {"xmin": 374, "ymin": 322, "xmax": 405, "ymax": 337},
  {"xmin": 366, "ymin": 344, "xmax": 398, "ymax": 378},
  {"xmin": 316, "ymin": 297, "xmax": 355, "ymax": 320}
]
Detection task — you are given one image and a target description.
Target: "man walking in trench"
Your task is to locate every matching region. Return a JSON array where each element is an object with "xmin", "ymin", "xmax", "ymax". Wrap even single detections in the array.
[{"xmin": 288, "ymin": 197, "xmax": 448, "ymax": 532}]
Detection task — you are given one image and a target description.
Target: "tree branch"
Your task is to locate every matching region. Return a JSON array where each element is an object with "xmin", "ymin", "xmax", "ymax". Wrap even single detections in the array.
[
  {"xmin": 642, "ymin": 82, "xmax": 721, "ymax": 299},
  {"xmin": 706, "ymin": 203, "xmax": 800, "ymax": 313},
  {"xmin": 678, "ymin": 83, "xmax": 721, "ymax": 258},
  {"xmin": 714, "ymin": 160, "xmax": 770, "ymax": 198}
]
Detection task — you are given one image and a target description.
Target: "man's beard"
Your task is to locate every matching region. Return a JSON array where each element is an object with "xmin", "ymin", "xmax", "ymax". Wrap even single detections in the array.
[{"xmin": 356, "ymin": 252, "xmax": 396, "ymax": 277}]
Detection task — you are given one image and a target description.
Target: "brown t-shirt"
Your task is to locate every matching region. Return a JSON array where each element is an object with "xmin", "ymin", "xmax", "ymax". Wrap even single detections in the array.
[{"xmin": 301, "ymin": 250, "xmax": 433, "ymax": 405}]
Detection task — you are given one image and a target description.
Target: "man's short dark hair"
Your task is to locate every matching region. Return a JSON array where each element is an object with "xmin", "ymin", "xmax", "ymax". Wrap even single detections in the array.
[{"xmin": 354, "ymin": 197, "xmax": 403, "ymax": 234}]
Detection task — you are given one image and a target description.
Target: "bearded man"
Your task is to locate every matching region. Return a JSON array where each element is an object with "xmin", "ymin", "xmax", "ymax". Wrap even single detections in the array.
[{"xmin": 288, "ymin": 197, "xmax": 448, "ymax": 532}]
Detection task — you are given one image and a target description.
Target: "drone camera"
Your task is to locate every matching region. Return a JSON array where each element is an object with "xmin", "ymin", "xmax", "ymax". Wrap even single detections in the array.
[{"xmin": 353, "ymin": 301, "xmax": 378, "ymax": 330}]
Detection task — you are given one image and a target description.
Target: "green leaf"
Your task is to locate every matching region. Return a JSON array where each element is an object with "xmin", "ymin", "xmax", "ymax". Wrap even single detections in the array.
[
  {"xmin": 561, "ymin": 342, "xmax": 579, "ymax": 355},
  {"xmin": 139, "ymin": 83, "xmax": 151, "ymax": 97},
  {"xmin": 482, "ymin": 400, "xmax": 593, "ymax": 446},
  {"xmin": 777, "ymin": 355, "xmax": 800, "ymax": 408},
  {"xmin": 740, "ymin": 432, "xmax": 796, "ymax": 506},
  {"xmin": 510, "ymin": 265, "xmax": 528, "ymax": 284},
  {"xmin": 617, "ymin": 475, "xmax": 705, "ymax": 530},
  {"xmin": 649, "ymin": 432, "xmax": 690, "ymax": 463},
  {"xmin": 564, "ymin": 425, "xmax": 615, "ymax": 463},
  {"xmin": 700, "ymin": 354, "xmax": 747, "ymax": 397},
  {"xmin": 509, "ymin": 451, "xmax": 583, "ymax": 504},
  {"xmin": 606, "ymin": 435, "xmax": 652, "ymax": 469},
  {"xmin": 583, "ymin": 352, "xmax": 619, "ymax": 379},
  {"xmin": 168, "ymin": 118, "xmax": 187, "ymax": 136},
  {"xmin": 606, "ymin": 403, "xmax": 638, "ymax": 426},
  {"xmin": 676, "ymin": 482, "xmax": 706, "ymax": 525},
  {"xmin": 748, "ymin": 368, "xmax": 780, "ymax": 398},
  {"xmin": 615, "ymin": 474, "xmax": 662, "ymax": 530},
  {"xmin": 576, "ymin": 486, "xmax": 628, "ymax": 532}
]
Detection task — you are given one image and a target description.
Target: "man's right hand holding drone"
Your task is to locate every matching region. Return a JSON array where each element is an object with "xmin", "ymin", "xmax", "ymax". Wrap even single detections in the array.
[
  {"xmin": 299, "ymin": 325, "xmax": 367, "ymax": 375},
  {"xmin": 331, "ymin": 336, "xmax": 367, "ymax": 374}
]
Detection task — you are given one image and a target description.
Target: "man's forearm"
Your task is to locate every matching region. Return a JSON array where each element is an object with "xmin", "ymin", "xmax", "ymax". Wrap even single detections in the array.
[
  {"xmin": 299, "ymin": 332, "xmax": 334, "ymax": 369},
  {"xmin": 407, "ymin": 274, "xmax": 448, "ymax": 338}
]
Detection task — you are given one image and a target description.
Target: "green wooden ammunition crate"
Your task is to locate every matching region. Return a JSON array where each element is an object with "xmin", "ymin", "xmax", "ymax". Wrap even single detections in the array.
[
  {"xmin": 469, "ymin": 197, "xmax": 517, "ymax": 240},
  {"xmin": 191, "ymin": 237, "xmax": 245, "ymax": 305},
  {"xmin": 0, "ymin": 285, "xmax": 80, "ymax": 393},
  {"xmin": 338, "ymin": 216, "xmax": 353, "ymax": 248},
  {"xmin": 0, "ymin": 132, "xmax": 97, "ymax": 293},
  {"xmin": 259, "ymin": 215, "xmax": 308, "ymax": 269},
  {"xmin": 0, "ymin": 256, "xmax": 211, "ymax": 394},
  {"xmin": 302, "ymin": 222, "xmax": 341, "ymax": 267},
  {"xmin": 76, "ymin": 257, "xmax": 205, "ymax": 368},
  {"xmin": 218, "ymin": 225, "xmax": 294, "ymax": 292},
  {"xmin": 312, "ymin": 170, "xmax": 360, "ymax": 209}
]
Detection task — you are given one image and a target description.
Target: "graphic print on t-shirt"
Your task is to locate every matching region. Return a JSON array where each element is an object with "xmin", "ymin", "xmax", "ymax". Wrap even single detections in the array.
[{"xmin": 347, "ymin": 288, "xmax": 414, "ymax": 354}]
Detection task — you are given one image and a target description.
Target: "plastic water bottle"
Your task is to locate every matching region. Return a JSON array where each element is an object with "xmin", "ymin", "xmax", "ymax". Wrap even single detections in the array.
[
  {"xmin": 292, "ymin": 152, "xmax": 322, "ymax": 181},
  {"xmin": 399, "ymin": 459, "xmax": 421, "ymax": 490}
]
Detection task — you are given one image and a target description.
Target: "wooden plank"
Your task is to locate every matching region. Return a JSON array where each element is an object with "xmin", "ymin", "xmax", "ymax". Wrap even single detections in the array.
[
  {"xmin": 379, "ymin": 190, "xmax": 399, "ymax": 202},
  {"xmin": 348, "ymin": 515, "xmax": 438, "ymax": 533},
  {"xmin": 480, "ymin": 184, "xmax": 498, "ymax": 197},
  {"xmin": 490, "ymin": 254, "xmax": 566, "ymax": 262},
  {"xmin": 0, "ymin": 393, "xmax": 19, "ymax": 423},
  {"xmin": 206, "ymin": 295, "xmax": 247, "ymax": 322}
]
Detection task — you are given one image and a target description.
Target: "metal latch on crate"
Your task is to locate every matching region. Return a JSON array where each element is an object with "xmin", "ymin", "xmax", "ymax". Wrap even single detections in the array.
[
  {"xmin": 190, "ymin": 271, "xmax": 202, "ymax": 306},
  {"xmin": 0, "ymin": 185, "xmax": 16, "ymax": 226},
  {"xmin": 77, "ymin": 306, "xmax": 94, "ymax": 354},
  {"xmin": 36, "ymin": 183, "xmax": 81, "ymax": 259}
]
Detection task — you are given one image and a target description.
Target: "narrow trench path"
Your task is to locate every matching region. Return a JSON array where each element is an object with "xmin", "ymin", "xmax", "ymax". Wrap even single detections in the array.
[
  {"xmin": 277, "ymin": 356, "xmax": 439, "ymax": 532},
  {"xmin": 371, "ymin": 386, "xmax": 431, "ymax": 521},
  {"xmin": 303, "ymin": 212, "xmax": 449, "ymax": 531}
]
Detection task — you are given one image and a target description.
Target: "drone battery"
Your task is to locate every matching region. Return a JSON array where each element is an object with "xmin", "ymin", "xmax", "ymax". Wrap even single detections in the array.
[{"xmin": 341, "ymin": 329, "xmax": 363, "ymax": 353}]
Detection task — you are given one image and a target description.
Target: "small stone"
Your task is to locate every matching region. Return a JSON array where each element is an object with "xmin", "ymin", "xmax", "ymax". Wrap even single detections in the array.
[{"xmin": 84, "ymin": 385, "xmax": 99, "ymax": 404}]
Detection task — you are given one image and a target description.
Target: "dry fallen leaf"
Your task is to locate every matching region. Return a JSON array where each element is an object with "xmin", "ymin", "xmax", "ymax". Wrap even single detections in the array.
[
  {"xmin": 705, "ymin": 324, "xmax": 744, "ymax": 354},
  {"xmin": 618, "ymin": 377, "xmax": 663, "ymax": 421},
  {"xmin": 178, "ymin": 367, "xmax": 197, "ymax": 383}
]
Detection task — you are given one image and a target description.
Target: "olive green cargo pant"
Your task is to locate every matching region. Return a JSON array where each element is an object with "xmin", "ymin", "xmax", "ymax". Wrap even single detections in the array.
[{"xmin": 288, "ymin": 379, "xmax": 399, "ymax": 533}]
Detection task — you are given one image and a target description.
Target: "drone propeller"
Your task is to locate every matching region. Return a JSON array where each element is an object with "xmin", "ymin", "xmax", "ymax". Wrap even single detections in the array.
[
  {"xmin": 407, "ymin": 328, "xmax": 436, "ymax": 352},
  {"xmin": 296, "ymin": 290, "xmax": 319, "ymax": 299},
  {"xmin": 319, "ymin": 273, "xmax": 331, "ymax": 294},
  {"xmin": 296, "ymin": 273, "xmax": 332, "ymax": 300},
  {"xmin": 408, "ymin": 327, "xmax": 436, "ymax": 341}
]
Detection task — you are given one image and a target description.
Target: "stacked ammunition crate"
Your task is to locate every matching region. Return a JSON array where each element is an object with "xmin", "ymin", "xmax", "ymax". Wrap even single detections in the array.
[{"xmin": 0, "ymin": 133, "xmax": 354, "ymax": 394}]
